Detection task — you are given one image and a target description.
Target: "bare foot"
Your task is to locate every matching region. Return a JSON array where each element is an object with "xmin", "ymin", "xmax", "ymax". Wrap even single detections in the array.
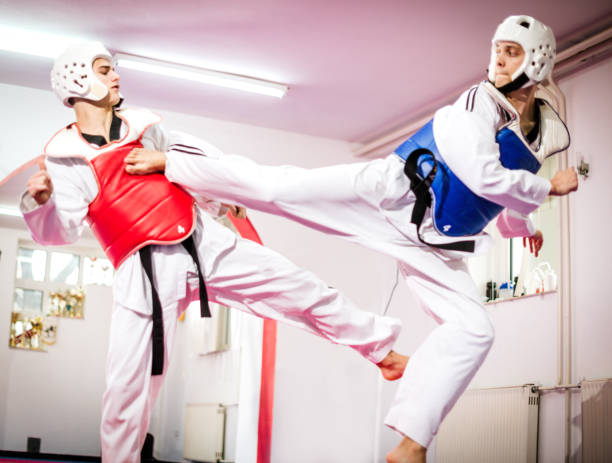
[
  {"xmin": 377, "ymin": 350, "xmax": 409, "ymax": 381},
  {"xmin": 386, "ymin": 437, "xmax": 426, "ymax": 463}
]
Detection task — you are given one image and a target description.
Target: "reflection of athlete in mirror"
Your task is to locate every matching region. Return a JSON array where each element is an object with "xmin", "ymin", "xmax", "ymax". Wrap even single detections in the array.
[
  {"xmin": 128, "ymin": 15, "xmax": 578, "ymax": 462},
  {"xmin": 21, "ymin": 42, "xmax": 407, "ymax": 463}
]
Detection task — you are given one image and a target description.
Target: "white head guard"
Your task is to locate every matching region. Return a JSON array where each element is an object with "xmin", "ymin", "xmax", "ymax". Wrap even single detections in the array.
[
  {"xmin": 51, "ymin": 42, "xmax": 114, "ymax": 107},
  {"xmin": 488, "ymin": 15, "xmax": 556, "ymax": 92}
]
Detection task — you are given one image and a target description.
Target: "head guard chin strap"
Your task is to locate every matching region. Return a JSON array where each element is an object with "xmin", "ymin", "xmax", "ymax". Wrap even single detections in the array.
[{"xmin": 488, "ymin": 15, "xmax": 556, "ymax": 94}]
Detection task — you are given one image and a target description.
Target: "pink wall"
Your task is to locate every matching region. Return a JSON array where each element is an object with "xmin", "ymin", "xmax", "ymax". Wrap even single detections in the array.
[{"xmin": 563, "ymin": 56, "xmax": 612, "ymax": 461}]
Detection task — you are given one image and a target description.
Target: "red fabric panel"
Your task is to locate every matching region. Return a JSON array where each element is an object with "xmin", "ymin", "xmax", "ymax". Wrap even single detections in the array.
[
  {"xmin": 226, "ymin": 213, "xmax": 277, "ymax": 463},
  {"xmin": 256, "ymin": 318, "xmax": 277, "ymax": 463}
]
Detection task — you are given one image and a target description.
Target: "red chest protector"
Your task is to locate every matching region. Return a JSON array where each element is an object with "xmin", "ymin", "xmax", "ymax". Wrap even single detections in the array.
[
  {"xmin": 86, "ymin": 139, "xmax": 196, "ymax": 269},
  {"xmin": 43, "ymin": 107, "xmax": 197, "ymax": 270},
  {"xmin": 44, "ymin": 109, "xmax": 205, "ymax": 376}
]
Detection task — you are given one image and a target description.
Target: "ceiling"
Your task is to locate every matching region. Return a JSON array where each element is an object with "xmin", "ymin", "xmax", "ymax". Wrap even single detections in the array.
[{"xmin": 1, "ymin": 0, "xmax": 611, "ymax": 145}]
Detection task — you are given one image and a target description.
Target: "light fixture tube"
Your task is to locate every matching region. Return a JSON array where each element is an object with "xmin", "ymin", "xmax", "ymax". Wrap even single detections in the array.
[
  {"xmin": 115, "ymin": 54, "xmax": 288, "ymax": 98},
  {"xmin": 0, "ymin": 24, "xmax": 288, "ymax": 98},
  {"xmin": 0, "ymin": 206, "xmax": 22, "ymax": 217},
  {"xmin": 0, "ymin": 25, "xmax": 82, "ymax": 58}
]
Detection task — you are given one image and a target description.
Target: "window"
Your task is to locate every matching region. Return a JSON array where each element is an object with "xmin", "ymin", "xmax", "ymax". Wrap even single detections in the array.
[
  {"xmin": 9, "ymin": 241, "xmax": 114, "ymax": 351},
  {"xmin": 49, "ymin": 251, "xmax": 80, "ymax": 285},
  {"xmin": 15, "ymin": 247, "xmax": 46, "ymax": 281},
  {"xmin": 13, "ymin": 288, "xmax": 43, "ymax": 312}
]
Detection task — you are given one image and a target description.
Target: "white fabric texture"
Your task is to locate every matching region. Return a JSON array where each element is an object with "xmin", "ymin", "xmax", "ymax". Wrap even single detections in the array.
[{"xmin": 496, "ymin": 209, "xmax": 537, "ymax": 238}]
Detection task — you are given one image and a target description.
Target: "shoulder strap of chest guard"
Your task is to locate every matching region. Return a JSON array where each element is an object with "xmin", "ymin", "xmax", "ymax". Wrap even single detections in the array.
[{"xmin": 44, "ymin": 108, "xmax": 162, "ymax": 160}]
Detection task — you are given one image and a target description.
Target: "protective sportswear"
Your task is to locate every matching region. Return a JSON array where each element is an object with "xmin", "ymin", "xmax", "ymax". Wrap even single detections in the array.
[
  {"xmin": 51, "ymin": 42, "xmax": 114, "ymax": 107},
  {"xmin": 394, "ymin": 82, "xmax": 569, "ymax": 243},
  {"xmin": 488, "ymin": 15, "xmax": 556, "ymax": 92},
  {"xmin": 43, "ymin": 108, "xmax": 196, "ymax": 268},
  {"xmin": 87, "ymin": 140, "xmax": 196, "ymax": 269},
  {"xmin": 395, "ymin": 119, "xmax": 541, "ymax": 238}
]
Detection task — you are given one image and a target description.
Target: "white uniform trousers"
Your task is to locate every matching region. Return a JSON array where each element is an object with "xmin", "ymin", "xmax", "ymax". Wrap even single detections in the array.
[
  {"xmin": 101, "ymin": 211, "xmax": 401, "ymax": 461},
  {"xmin": 165, "ymin": 152, "xmax": 496, "ymax": 447}
]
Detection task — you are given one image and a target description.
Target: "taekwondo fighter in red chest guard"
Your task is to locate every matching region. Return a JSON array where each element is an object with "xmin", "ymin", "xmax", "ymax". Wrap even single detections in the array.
[{"xmin": 21, "ymin": 42, "xmax": 407, "ymax": 462}]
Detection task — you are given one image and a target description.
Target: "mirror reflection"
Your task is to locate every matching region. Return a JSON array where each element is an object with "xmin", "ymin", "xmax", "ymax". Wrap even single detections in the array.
[{"xmin": 470, "ymin": 150, "xmax": 561, "ymax": 302}]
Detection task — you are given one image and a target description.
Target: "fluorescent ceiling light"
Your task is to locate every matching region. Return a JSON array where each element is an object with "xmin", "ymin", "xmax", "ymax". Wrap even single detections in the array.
[
  {"xmin": 0, "ymin": 25, "xmax": 83, "ymax": 58},
  {"xmin": 0, "ymin": 206, "xmax": 22, "ymax": 217},
  {"xmin": 115, "ymin": 54, "xmax": 288, "ymax": 99},
  {"xmin": 0, "ymin": 24, "xmax": 288, "ymax": 98}
]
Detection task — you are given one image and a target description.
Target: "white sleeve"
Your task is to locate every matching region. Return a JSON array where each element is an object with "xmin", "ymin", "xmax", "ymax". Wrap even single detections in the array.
[
  {"xmin": 161, "ymin": 130, "xmax": 229, "ymax": 217},
  {"xmin": 141, "ymin": 123, "xmax": 224, "ymax": 160},
  {"xmin": 141, "ymin": 122, "xmax": 171, "ymax": 152},
  {"xmin": 495, "ymin": 209, "xmax": 536, "ymax": 238},
  {"xmin": 20, "ymin": 157, "xmax": 97, "ymax": 245},
  {"xmin": 433, "ymin": 87, "xmax": 552, "ymax": 215},
  {"xmin": 166, "ymin": 130, "xmax": 225, "ymax": 159}
]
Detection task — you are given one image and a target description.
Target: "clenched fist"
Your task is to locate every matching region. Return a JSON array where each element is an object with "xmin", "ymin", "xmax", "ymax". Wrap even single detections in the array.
[
  {"xmin": 27, "ymin": 159, "xmax": 53, "ymax": 205},
  {"xmin": 550, "ymin": 167, "xmax": 578, "ymax": 196}
]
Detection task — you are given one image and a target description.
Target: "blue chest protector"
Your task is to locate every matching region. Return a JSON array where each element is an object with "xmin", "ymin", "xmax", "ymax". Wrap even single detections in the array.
[{"xmin": 394, "ymin": 119, "xmax": 541, "ymax": 241}]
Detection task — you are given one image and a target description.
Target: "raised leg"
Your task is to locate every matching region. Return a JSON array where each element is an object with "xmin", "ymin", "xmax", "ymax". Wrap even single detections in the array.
[{"xmin": 195, "ymin": 212, "xmax": 403, "ymax": 365}]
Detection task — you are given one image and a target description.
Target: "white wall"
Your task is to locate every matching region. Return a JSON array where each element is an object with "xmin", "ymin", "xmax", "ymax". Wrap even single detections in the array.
[{"xmin": 0, "ymin": 84, "xmax": 74, "ymax": 179}]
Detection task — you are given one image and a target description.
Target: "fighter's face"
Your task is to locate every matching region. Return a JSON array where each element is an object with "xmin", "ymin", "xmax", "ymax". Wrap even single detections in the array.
[
  {"xmin": 493, "ymin": 41, "xmax": 525, "ymax": 88},
  {"xmin": 92, "ymin": 58, "xmax": 121, "ymax": 106}
]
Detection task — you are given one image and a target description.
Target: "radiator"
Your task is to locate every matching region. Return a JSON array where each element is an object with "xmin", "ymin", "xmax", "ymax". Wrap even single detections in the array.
[
  {"xmin": 184, "ymin": 403, "xmax": 225, "ymax": 462},
  {"xmin": 581, "ymin": 378, "xmax": 612, "ymax": 462},
  {"xmin": 435, "ymin": 385, "xmax": 539, "ymax": 463}
]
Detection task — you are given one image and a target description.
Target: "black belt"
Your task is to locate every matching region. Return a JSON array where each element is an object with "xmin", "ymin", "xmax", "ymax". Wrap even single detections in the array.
[
  {"xmin": 403, "ymin": 149, "xmax": 475, "ymax": 253},
  {"xmin": 139, "ymin": 235, "xmax": 211, "ymax": 376}
]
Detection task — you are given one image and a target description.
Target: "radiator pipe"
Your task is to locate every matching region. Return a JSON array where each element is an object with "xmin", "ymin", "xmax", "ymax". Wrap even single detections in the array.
[
  {"xmin": 537, "ymin": 76, "xmax": 574, "ymax": 462},
  {"xmin": 532, "ymin": 383, "xmax": 581, "ymax": 393},
  {"xmin": 544, "ymin": 75, "xmax": 573, "ymax": 463}
]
